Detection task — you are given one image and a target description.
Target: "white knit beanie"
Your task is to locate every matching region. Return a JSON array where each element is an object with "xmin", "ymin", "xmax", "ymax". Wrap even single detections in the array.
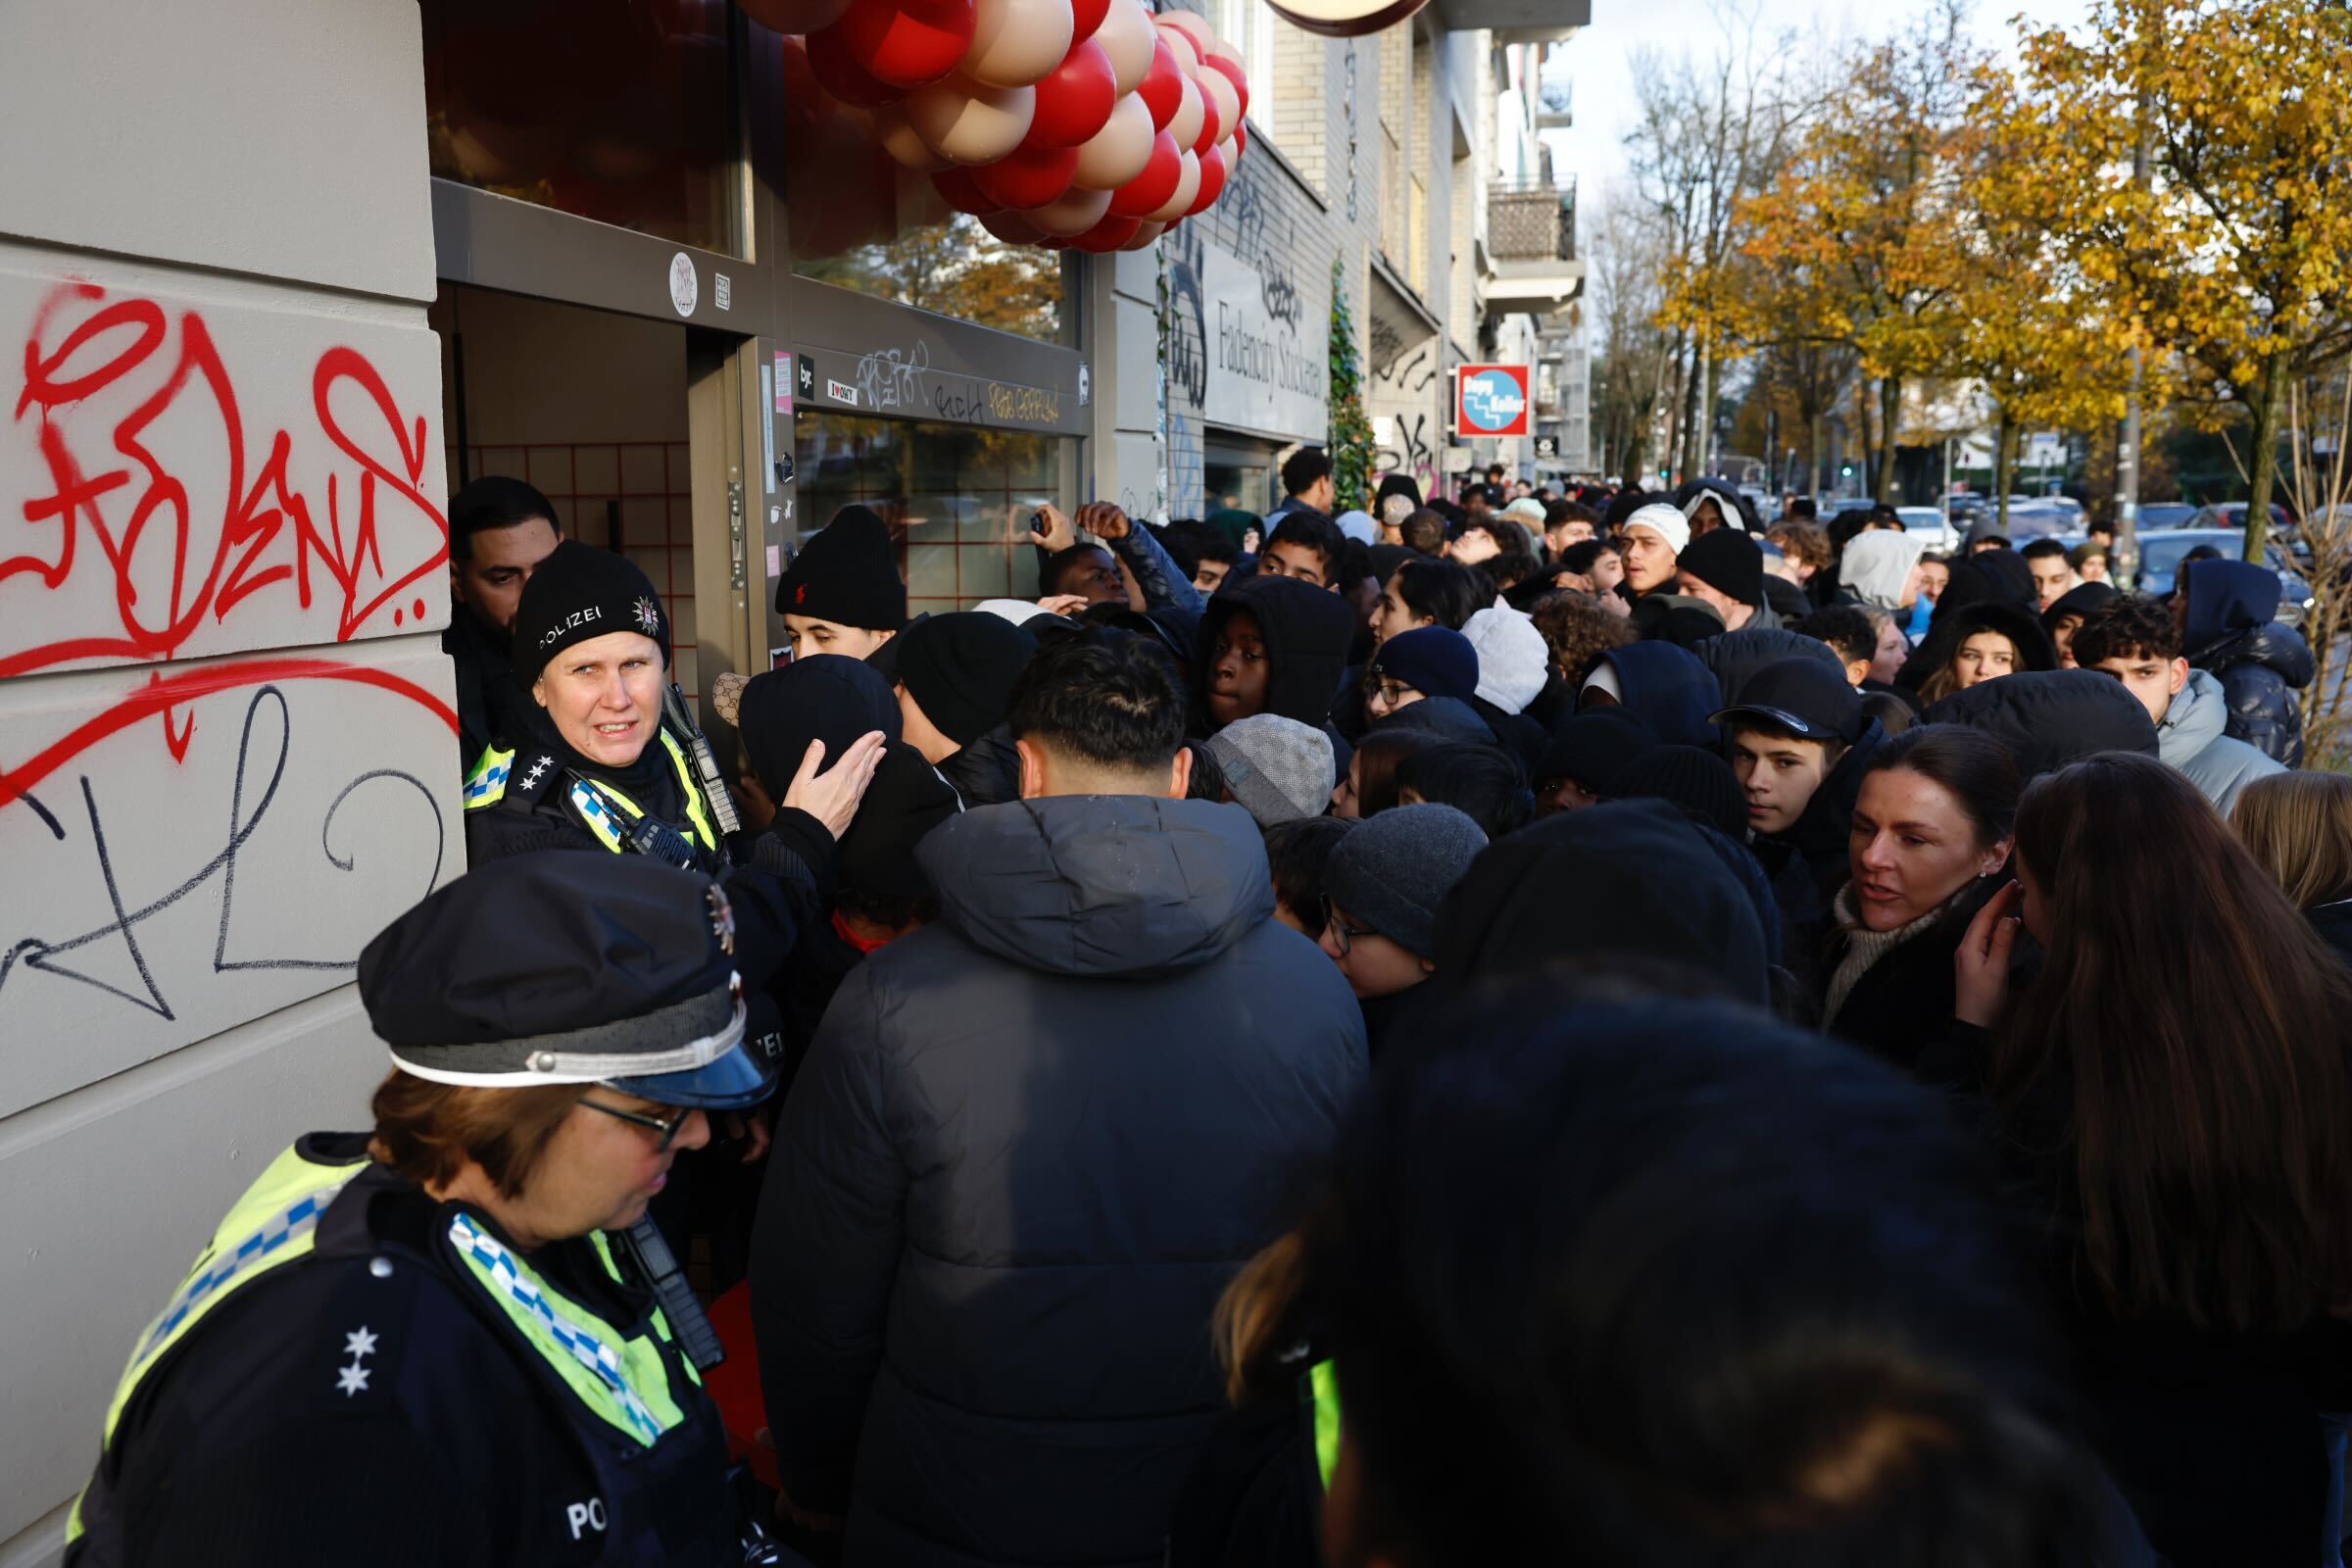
[
  {"xmin": 1462, "ymin": 607, "xmax": 1549, "ymax": 714},
  {"xmin": 1623, "ymin": 502, "xmax": 1690, "ymax": 557}
]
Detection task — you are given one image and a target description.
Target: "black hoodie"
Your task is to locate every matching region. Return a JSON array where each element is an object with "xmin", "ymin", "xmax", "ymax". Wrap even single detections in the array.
[
  {"xmin": 1896, "ymin": 599, "xmax": 2059, "ymax": 698},
  {"xmin": 1429, "ymin": 798, "xmax": 1772, "ymax": 1007},
  {"xmin": 1922, "ymin": 668, "xmax": 2160, "ymax": 780},
  {"xmin": 1750, "ymin": 719, "xmax": 1886, "ymax": 995},
  {"xmin": 1194, "ymin": 574, "xmax": 1360, "ymax": 734}
]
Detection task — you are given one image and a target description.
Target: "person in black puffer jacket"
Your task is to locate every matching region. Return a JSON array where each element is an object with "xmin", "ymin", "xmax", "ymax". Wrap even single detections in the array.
[
  {"xmin": 1195, "ymin": 573, "xmax": 1361, "ymax": 736},
  {"xmin": 890, "ymin": 611, "xmax": 1039, "ymax": 808},
  {"xmin": 2180, "ymin": 557, "xmax": 2314, "ymax": 766},
  {"xmin": 751, "ymin": 633, "xmax": 1365, "ymax": 1568}
]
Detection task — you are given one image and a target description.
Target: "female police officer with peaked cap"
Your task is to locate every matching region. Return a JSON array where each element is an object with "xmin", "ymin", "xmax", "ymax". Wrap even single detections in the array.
[{"xmin": 67, "ymin": 854, "xmax": 795, "ymax": 1567}]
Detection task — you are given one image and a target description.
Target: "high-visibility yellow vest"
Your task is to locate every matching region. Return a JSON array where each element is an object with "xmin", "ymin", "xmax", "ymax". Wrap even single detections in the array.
[{"xmin": 464, "ymin": 731, "xmax": 718, "ymax": 857}]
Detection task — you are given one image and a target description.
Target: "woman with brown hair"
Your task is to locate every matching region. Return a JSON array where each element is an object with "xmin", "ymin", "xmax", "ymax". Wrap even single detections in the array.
[
  {"xmin": 2230, "ymin": 769, "xmax": 2352, "ymax": 964},
  {"xmin": 1329, "ymin": 728, "xmax": 1437, "ymax": 818},
  {"xmin": 66, "ymin": 857, "xmax": 789, "ymax": 1567},
  {"xmin": 1950, "ymin": 751, "xmax": 2352, "ymax": 1565}
]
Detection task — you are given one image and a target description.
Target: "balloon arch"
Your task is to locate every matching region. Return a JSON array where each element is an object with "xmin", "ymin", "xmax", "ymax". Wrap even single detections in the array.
[{"xmin": 754, "ymin": 0, "xmax": 1249, "ymax": 253}]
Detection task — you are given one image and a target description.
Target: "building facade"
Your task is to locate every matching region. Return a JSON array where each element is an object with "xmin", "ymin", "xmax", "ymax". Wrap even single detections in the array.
[{"xmin": 0, "ymin": 2, "xmax": 1582, "ymax": 1558}]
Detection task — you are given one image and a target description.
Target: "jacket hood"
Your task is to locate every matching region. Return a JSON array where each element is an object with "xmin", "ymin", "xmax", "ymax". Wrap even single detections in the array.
[
  {"xmin": 1373, "ymin": 694, "xmax": 1498, "ymax": 747},
  {"xmin": 1964, "ymin": 517, "xmax": 2011, "ymax": 550},
  {"xmin": 1670, "ymin": 478, "xmax": 1760, "ymax": 532},
  {"xmin": 919, "ymin": 795, "xmax": 1275, "ymax": 978},
  {"xmin": 738, "ymin": 654, "xmax": 902, "ymax": 797},
  {"xmin": 1922, "ymin": 668, "xmax": 2159, "ymax": 779},
  {"xmin": 1196, "ymin": 574, "xmax": 1359, "ymax": 729},
  {"xmin": 1697, "ymin": 627, "xmax": 1845, "ymax": 710},
  {"xmin": 1973, "ymin": 549, "xmax": 2038, "ymax": 608},
  {"xmin": 2157, "ymin": 667, "xmax": 2228, "ymax": 768},
  {"xmin": 1897, "ymin": 600, "xmax": 2058, "ymax": 693},
  {"xmin": 1840, "ymin": 530, "xmax": 1927, "ymax": 611},
  {"xmin": 1594, "ymin": 641, "xmax": 1719, "ymax": 748},
  {"xmin": 2042, "ymin": 580, "xmax": 2118, "ymax": 631},
  {"xmin": 2181, "ymin": 558, "xmax": 2279, "ymax": 650},
  {"xmin": 1432, "ymin": 798, "xmax": 1769, "ymax": 1004}
]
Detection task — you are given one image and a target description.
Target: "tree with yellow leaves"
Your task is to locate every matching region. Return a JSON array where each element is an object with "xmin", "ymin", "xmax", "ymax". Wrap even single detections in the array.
[
  {"xmin": 2001, "ymin": 0, "xmax": 2352, "ymax": 559},
  {"xmin": 1731, "ymin": 2, "xmax": 1977, "ymax": 504},
  {"xmin": 1935, "ymin": 74, "xmax": 2151, "ymax": 531}
]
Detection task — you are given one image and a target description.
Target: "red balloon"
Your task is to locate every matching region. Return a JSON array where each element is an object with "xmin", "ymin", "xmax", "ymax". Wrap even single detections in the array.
[
  {"xmin": 1136, "ymin": 35, "xmax": 1183, "ymax": 130},
  {"xmin": 1201, "ymin": 53, "xmax": 1250, "ymax": 121},
  {"xmin": 1070, "ymin": 211, "xmax": 1143, "ymax": 251},
  {"xmin": 973, "ymin": 143, "xmax": 1079, "ymax": 209},
  {"xmin": 1193, "ymin": 81, "xmax": 1223, "ymax": 154},
  {"xmin": 807, "ymin": 24, "xmax": 908, "ymax": 106},
  {"xmin": 1106, "ymin": 128, "xmax": 1182, "ymax": 217},
  {"xmin": 1231, "ymin": 122, "xmax": 1248, "ymax": 162},
  {"xmin": 980, "ymin": 210, "xmax": 1049, "ymax": 244},
  {"xmin": 1022, "ymin": 38, "xmax": 1118, "ymax": 149},
  {"xmin": 1186, "ymin": 141, "xmax": 1228, "ymax": 215},
  {"xmin": 836, "ymin": 0, "xmax": 974, "ymax": 88},
  {"xmin": 1070, "ymin": 0, "xmax": 1111, "ymax": 41},
  {"xmin": 932, "ymin": 165, "xmax": 1002, "ymax": 213}
]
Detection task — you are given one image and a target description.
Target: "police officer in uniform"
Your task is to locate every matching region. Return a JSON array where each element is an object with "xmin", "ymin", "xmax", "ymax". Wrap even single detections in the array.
[{"xmin": 66, "ymin": 855, "xmax": 801, "ymax": 1566}]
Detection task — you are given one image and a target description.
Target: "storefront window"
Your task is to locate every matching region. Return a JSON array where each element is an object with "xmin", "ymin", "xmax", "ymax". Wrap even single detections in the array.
[
  {"xmin": 796, "ymin": 414, "xmax": 1058, "ymax": 613},
  {"xmin": 793, "ymin": 211, "xmax": 1064, "ymax": 345},
  {"xmin": 420, "ymin": 0, "xmax": 737, "ymax": 253}
]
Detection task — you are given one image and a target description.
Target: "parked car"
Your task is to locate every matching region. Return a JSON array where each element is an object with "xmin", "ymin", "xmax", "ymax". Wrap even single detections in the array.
[
  {"xmin": 2135, "ymin": 502, "xmax": 2199, "ymax": 530},
  {"xmin": 2061, "ymin": 529, "xmax": 2314, "ymax": 624},
  {"xmin": 2184, "ymin": 503, "xmax": 2293, "ymax": 533},
  {"xmin": 1896, "ymin": 506, "xmax": 1958, "ymax": 553},
  {"xmin": 2003, "ymin": 502, "xmax": 2073, "ymax": 542}
]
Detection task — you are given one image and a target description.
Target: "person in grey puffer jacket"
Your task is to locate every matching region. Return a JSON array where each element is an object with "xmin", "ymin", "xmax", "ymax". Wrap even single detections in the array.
[
  {"xmin": 2073, "ymin": 596, "xmax": 2281, "ymax": 816},
  {"xmin": 751, "ymin": 631, "xmax": 1366, "ymax": 1568}
]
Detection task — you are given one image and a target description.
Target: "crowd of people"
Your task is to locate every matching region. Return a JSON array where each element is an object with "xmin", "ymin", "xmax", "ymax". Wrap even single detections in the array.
[{"xmin": 68, "ymin": 454, "xmax": 2352, "ymax": 1567}]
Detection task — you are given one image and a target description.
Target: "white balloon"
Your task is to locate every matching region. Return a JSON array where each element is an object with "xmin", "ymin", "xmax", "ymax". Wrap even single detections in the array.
[
  {"xmin": 1165, "ymin": 73, "xmax": 1203, "ymax": 152},
  {"xmin": 1146, "ymin": 150, "xmax": 1200, "ymax": 222},
  {"xmin": 961, "ymin": 0, "xmax": 1073, "ymax": 88},
  {"xmin": 1152, "ymin": 18, "xmax": 1204, "ymax": 68},
  {"xmin": 1155, "ymin": 9, "xmax": 1216, "ymax": 58},
  {"xmin": 1198, "ymin": 67, "xmax": 1241, "ymax": 143},
  {"xmin": 1071, "ymin": 92, "xmax": 1155, "ymax": 189},
  {"xmin": 872, "ymin": 101, "xmax": 952, "ymax": 172},
  {"xmin": 1026, "ymin": 185, "xmax": 1115, "ymax": 236},
  {"xmin": 1092, "ymin": 0, "xmax": 1156, "ymax": 96},
  {"xmin": 906, "ymin": 74, "xmax": 1038, "ymax": 165}
]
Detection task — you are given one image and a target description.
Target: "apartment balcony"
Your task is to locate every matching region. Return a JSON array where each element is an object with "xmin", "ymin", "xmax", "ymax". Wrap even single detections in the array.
[
  {"xmin": 1435, "ymin": 0, "xmax": 1591, "ymax": 43},
  {"xmin": 1482, "ymin": 178, "xmax": 1584, "ymax": 316}
]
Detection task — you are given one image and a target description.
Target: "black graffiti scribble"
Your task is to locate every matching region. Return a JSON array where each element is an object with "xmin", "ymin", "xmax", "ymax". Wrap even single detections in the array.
[
  {"xmin": 1167, "ymin": 224, "xmax": 1209, "ymax": 408},
  {"xmin": 0, "ymin": 686, "xmax": 444, "ymax": 1021}
]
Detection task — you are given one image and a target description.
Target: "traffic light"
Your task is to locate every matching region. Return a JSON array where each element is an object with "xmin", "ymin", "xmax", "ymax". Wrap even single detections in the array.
[{"xmin": 1840, "ymin": 463, "xmax": 1853, "ymax": 477}]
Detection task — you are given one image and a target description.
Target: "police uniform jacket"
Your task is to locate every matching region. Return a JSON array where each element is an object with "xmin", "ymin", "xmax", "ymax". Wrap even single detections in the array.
[{"xmin": 68, "ymin": 1136, "xmax": 739, "ymax": 1567}]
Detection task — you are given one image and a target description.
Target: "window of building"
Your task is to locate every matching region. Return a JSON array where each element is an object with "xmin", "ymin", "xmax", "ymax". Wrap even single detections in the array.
[
  {"xmin": 419, "ymin": 0, "xmax": 739, "ymax": 254},
  {"xmin": 792, "ymin": 215, "xmax": 1065, "ymax": 346},
  {"xmin": 1213, "ymin": 0, "xmax": 1279, "ymax": 136},
  {"xmin": 795, "ymin": 414, "xmax": 1058, "ymax": 614}
]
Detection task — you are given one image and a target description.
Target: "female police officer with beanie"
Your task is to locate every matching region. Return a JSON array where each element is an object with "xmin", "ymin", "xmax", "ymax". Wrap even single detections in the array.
[{"xmin": 66, "ymin": 856, "xmax": 795, "ymax": 1565}]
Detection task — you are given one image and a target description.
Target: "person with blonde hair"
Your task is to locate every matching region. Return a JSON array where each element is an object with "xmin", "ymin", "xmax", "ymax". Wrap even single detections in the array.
[{"xmin": 2230, "ymin": 769, "xmax": 2352, "ymax": 964}]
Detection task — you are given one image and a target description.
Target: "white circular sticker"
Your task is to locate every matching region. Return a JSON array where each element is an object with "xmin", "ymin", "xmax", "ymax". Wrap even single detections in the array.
[{"xmin": 668, "ymin": 252, "xmax": 698, "ymax": 318}]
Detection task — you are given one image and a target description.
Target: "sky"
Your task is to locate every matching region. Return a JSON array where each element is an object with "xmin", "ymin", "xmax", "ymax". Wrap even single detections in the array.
[{"xmin": 1543, "ymin": 0, "xmax": 2098, "ymax": 211}]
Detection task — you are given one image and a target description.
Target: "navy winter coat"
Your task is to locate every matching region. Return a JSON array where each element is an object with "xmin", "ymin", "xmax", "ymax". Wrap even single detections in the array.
[
  {"xmin": 2182, "ymin": 558, "xmax": 2314, "ymax": 767},
  {"xmin": 751, "ymin": 795, "xmax": 1366, "ymax": 1568}
]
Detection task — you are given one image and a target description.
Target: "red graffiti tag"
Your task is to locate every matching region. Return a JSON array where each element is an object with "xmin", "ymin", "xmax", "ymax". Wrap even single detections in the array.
[{"xmin": 3, "ymin": 281, "xmax": 454, "ymax": 791}]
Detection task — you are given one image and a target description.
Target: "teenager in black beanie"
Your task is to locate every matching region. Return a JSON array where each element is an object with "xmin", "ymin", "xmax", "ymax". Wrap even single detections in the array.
[
  {"xmin": 1675, "ymin": 529, "xmax": 1776, "ymax": 632},
  {"xmin": 776, "ymin": 505, "xmax": 907, "ymax": 660},
  {"xmin": 893, "ymin": 612, "xmax": 1041, "ymax": 808}
]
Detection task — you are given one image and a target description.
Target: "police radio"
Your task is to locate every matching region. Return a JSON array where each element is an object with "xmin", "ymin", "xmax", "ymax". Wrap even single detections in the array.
[
  {"xmin": 614, "ymin": 1216, "xmax": 728, "ymax": 1372},
  {"xmin": 664, "ymin": 681, "xmax": 743, "ymax": 838}
]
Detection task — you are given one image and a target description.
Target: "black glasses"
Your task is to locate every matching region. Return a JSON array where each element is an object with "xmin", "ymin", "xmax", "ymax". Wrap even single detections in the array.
[
  {"xmin": 1321, "ymin": 897, "xmax": 1376, "ymax": 957},
  {"xmin": 577, "ymin": 1096, "xmax": 694, "ymax": 1151}
]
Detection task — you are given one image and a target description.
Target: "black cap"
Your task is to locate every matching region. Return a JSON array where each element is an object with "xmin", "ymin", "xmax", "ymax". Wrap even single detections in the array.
[
  {"xmin": 775, "ymin": 506, "xmax": 906, "ymax": 630},
  {"xmin": 895, "ymin": 612, "xmax": 1039, "ymax": 747},
  {"xmin": 1709, "ymin": 656, "xmax": 1863, "ymax": 744},
  {"xmin": 510, "ymin": 541, "xmax": 670, "ymax": 684},
  {"xmin": 358, "ymin": 855, "xmax": 772, "ymax": 1109},
  {"xmin": 738, "ymin": 655, "xmax": 901, "ymax": 800}
]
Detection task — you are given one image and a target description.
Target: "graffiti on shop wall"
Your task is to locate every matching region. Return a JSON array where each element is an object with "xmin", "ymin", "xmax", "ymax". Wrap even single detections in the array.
[
  {"xmin": 1371, "ymin": 342, "xmax": 1441, "ymax": 492},
  {"xmin": 844, "ymin": 334, "xmax": 1062, "ymax": 427},
  {"xmin": 0, "ymin": 277, "xmax": 455, "ymax": 1083}
]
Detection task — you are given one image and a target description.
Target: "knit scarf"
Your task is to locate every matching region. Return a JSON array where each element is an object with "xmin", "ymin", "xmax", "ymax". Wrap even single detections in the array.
[{"xmin": 1822, "ymin": 882, "xmax": 1965, "ymax": 1032}]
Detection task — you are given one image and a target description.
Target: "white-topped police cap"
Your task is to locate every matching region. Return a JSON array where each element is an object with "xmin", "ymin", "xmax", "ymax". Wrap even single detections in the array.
[{"xmin": 357, "ymin": 854, "xmax": 772, "ymax": 1109}]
